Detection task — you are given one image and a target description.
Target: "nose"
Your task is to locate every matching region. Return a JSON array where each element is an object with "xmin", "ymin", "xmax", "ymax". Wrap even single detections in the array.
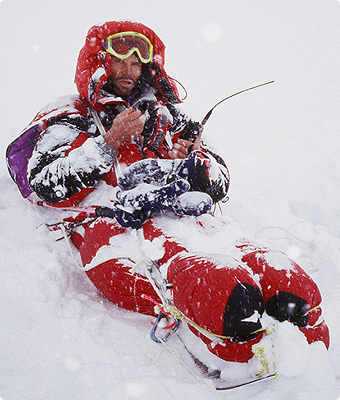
[{"xmin": 120, "ymin": 60, "xmax": 132, "ymax": 76}]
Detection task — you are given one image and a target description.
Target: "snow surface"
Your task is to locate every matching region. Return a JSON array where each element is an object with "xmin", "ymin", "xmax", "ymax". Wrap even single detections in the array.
[{"xmin": 1, "ymin": 0, "xmax": 340, "ymax": 399}]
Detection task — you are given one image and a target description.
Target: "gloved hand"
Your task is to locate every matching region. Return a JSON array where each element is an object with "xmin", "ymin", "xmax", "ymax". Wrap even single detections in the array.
[
  {"xmin": 116, "ymin": 178, "xmax": 190, "ymax": 212},
  {"xmin": 117, "ymin": 151, "xmax": 211, "ymax": 191},
  {"xmin": 96, "ymin": 177, "xmax": 212, "ymax": 229},
  {"xmin": 179, "ymin": 120, "xmax": 202, "ymax": 142},
  {"xmin": 104, "ymin": 152, "xmax": 222, "ymax": 228},
  {"xmin": 117, "ymin": 158, "xmax": 182, "ymax": 190}
]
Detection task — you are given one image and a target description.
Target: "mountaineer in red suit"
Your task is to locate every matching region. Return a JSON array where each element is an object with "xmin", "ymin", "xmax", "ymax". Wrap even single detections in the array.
[{"xmin": 6, "ymin": 20, "xmax": 329, "ymax": 363}]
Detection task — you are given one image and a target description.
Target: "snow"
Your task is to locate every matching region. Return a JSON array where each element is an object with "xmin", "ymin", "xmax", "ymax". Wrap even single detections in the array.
[{"xmin": 1, "ymin": 0, "xmax": 340, "ymax": 399}]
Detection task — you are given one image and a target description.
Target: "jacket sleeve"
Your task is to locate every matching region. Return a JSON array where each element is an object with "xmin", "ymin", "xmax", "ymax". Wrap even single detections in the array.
[{"xmin": 27, "ymin": 114, "xmax": 117, "ymax": 204}]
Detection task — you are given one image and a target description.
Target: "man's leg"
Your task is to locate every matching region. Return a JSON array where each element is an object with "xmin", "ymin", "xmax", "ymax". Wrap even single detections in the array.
[
  {"xmin": 144, "ymin": 219, "xmax": 266, "ymax": 363},
  {"xmin": 237, "ymin": 243, "xmax": 330, "ymax": 349},
  {"xmin": 72, "ymin": 218, "xmax": 160, "ymax": 315}
]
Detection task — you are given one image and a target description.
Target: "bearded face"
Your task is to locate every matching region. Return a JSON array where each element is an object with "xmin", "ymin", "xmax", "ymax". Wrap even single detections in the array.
[{"xmin": 107, "ymin": 53, "xmax": 143, "ymax": 97}]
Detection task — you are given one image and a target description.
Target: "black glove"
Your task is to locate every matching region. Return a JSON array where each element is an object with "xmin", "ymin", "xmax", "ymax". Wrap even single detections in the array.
[{"xmin": 179, "ymin": 120, "xmax": 202, "ymax": 142}]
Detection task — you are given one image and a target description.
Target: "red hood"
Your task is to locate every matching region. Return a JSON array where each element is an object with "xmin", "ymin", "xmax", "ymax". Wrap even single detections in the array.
[{"xmin": 74, "ymin": 20, "xmax": 180, "ymax": 106}]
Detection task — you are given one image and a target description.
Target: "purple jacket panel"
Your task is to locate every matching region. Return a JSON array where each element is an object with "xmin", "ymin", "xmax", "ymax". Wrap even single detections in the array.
[{"xmin": 6, "ymin": 124, "xmax": 42, "ymax": 198}]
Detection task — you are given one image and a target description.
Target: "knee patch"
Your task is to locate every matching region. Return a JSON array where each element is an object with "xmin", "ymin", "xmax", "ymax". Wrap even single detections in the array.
[
  {"xmin": 168, "ymin": 254, "xmax": 265, "ymax": 342},
  {"xmin": 265, "ymin": 291, "xmax": 309, "ymax": 327},
  {"xmin": 223, "ymin": 283, "xmax": 264, "ymax": 342}
]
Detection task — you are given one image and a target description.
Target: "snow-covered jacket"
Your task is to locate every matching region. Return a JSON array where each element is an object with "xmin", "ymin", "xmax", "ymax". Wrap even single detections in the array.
[{"xmin": 7, "ymin": 21, "xmax": 229, "ymax": 207}]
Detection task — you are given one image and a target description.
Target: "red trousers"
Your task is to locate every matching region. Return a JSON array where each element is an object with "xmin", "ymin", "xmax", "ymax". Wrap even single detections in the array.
[{"xmin": 71, "ymin": 216, "xmax": 330, "ymax": 363}]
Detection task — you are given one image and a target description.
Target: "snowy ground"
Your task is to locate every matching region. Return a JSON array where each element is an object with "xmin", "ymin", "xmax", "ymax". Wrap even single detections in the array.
[{"xmin": 1, "ymin": 0, "xmax": 340, "ymax": 399}]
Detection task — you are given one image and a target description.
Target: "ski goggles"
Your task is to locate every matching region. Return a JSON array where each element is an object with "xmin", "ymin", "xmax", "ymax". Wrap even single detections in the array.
[{"xmin": 104, "ymin": 31, "xmax": 153, "ymax": 63}]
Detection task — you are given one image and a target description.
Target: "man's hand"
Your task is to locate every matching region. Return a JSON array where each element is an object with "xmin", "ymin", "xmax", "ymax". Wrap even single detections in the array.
[
  {"xmin": 168, "ymin": 132, "xmax": 202, "ymax": 160},
  {"xmin": 104, "ymin": 107, "xmax": 146, "ymax": 151}
]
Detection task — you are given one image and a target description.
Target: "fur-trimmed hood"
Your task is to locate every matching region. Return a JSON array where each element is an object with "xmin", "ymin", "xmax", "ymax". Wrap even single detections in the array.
[{"xmin": 74, "ymin": 20, "xmax": 180, "ymax": 106}]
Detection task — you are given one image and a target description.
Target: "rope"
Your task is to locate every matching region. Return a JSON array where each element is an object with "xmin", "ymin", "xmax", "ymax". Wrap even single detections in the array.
[
  {"xmin": 253, "ymin": 345, "xmax": 270, "ymax": 376},
  {"xmin": 252, "ymin": 323, "xmax": 279, "ymax": 379},
  {"xmin": 142, "ymin": 293, "xmax": 267, "ymax": 344},
  {"xmin": 307, "ymin": 304, "xmax": 321, "ymax": 314},
  {"xmin": 143, "ymin": 293, "xmax": 279, "ymax": 381},
  {"xmin": 253, "ymin": 344, "xmax": 278, "ymax": 379}
]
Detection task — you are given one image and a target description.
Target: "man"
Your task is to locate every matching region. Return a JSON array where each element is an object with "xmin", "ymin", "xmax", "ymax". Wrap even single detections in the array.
[
  {"xmin": 6, "ymin": 21, "xmax": 329, "ymax": 365},
  {"xmin": 101, "ymin": 51, "xmax": 201, "ymax": 159}
]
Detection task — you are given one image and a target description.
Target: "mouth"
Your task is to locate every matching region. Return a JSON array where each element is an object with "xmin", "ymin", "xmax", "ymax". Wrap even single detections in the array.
[
  {"xmin": 110, "ymin": 77, "xmax": 137, "ymax": 96},
  {"xmin": 117, "ymin": 78, "xmax": 135, "ymax": 89}
]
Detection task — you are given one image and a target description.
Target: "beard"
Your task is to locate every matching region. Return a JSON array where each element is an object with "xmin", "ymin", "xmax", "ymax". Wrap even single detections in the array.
[{"xmin": 107, "ymin": 76, "xmax": 139, "ymax": 97}]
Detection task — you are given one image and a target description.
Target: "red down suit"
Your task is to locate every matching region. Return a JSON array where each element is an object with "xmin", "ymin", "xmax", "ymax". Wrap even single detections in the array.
[
  {"xmin": 72, "ymin": 215, "xmax": 329, "ymax": 363},
  {"xmin": 9, "ymin": 20, "xmax": 329, "ymax": 363}
]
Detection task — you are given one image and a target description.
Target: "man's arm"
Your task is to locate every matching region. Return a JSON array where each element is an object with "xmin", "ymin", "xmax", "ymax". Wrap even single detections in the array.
[{"xmin": 28, "ymin": 115, "xmax": 116, "ymax": 204}]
